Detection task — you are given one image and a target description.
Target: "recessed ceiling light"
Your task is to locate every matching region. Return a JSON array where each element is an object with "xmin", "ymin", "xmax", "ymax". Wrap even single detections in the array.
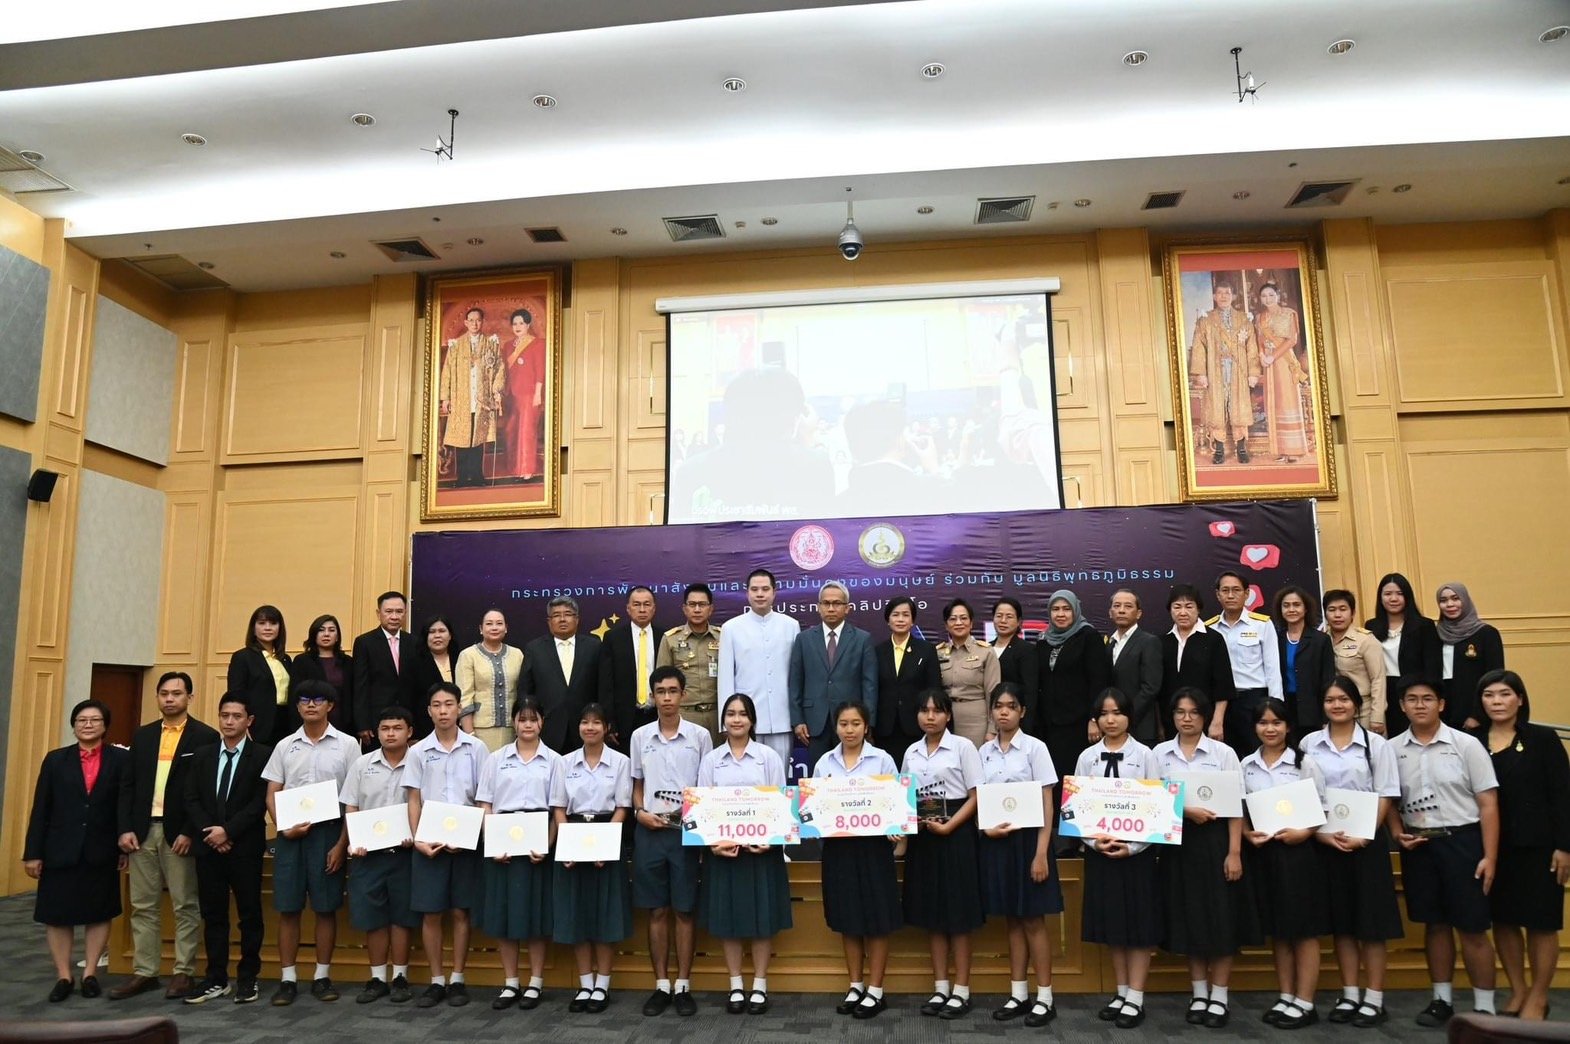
[
  {"xmin": 1366, "ymin": 186, "xmax": 1381, "ymax": 194},
  {"xmin": 180, "ymin": 132, "xmax": 207, "ymax": 146},
  {"xmin": 735, "ymin": 221, "xmax": 747, "ymax": 229},
  {"xmin": 329, "ymin": 251, "xmax": 347, "ymax": 259},
  {"xmin": 1392, "ymin": 184, "xmax": 1412, "ymax": 193},
  {"xmin": 609, "ymin": 227, "xmax": 628, "ymax": 236},
  {"xmin": 1233, "ymin": 190, "xmax": 1251, "ymax": 200},
  {"xmin": 722, "ymin": 77, "xmax": 747, "ymax": 93},
  {"xmin": 466, "ymin": 237, "xmax": 484, "ymax": 246},
  {"xmin": 1327, "ymin": 39, "xmax": 1355, "ymax": 55},
  {"xmin": 17, "ymin": 149, "xmax": 43, "ymax": 164},
  {"xmin": 916, "ymin": 206, "xmax": 935, "ymax": 215},
  {"xmin": 350, "ymin": 113, "xmax": 376, "ymax": 127},
  {"xmin": 531, "ymin": 94, "xmax": 557, "ymax": 109},
  {"xmin": 197, "ymin": 261, "xmax": 216, "ymax": 270},
  {"xmin": 1073, "ymin": 199, "xmax": 1092, "ymax": 208},
  {"xmin": 920, "ymin": 62, "xmax": 945, "ymax": 79},
  {"xmin": 1540, "ymin": 26, "xmax": 1569, "ymax": 43},
  {"xmin": 760, "ymin": 217, "xmax": 778, "ymax": 226},
  {"xmin": 1046, "ymin": 201, "xmax": 1060, "ymax": 210},
  {"xmin": 1122, "ymin": 50, "xmax": 1149, "ymax": 66}
]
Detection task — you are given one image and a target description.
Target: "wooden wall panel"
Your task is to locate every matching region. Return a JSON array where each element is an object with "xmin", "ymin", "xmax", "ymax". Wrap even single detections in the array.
[
  {"xmin": 222, "ymin": 325, "xmax": 366, "ymax": 463},
  {"xmin": 157, "ymin": 493, "xmax": 211, "ymax": 661}
]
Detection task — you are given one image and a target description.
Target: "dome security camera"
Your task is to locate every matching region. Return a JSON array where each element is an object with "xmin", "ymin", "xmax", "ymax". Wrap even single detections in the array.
[{"xmin": 838, "ymin": 219, "xmax": 863, "ymax": 261}]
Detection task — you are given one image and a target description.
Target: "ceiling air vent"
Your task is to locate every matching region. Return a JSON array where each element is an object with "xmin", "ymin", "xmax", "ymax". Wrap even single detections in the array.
[
  {"xmin": 975, "ymin": 196, "xmax": 1035, "ymax": 224},
  {"xmin": 371, "ymin": 237, "xmax": 441, "ymax": 262},
  {"xmin": 662, "ymin": 215, "xmax": 726, "ymax": 242},
  {"xmin": 119, "ymin": 255, "xmax": 229, "ymax": 291},
  {"xmin": 0, "ymin": 145, "xmax": 71, "ymax": 193},
  {"xmin": 1142, "ymin": 190, "xmax": 1185, "ymax": 210},
  {"xmin": 526, "ymin": 227, "xmax": 566, "ymax": 243},
  {"xmin": 1285, "ymin": 180, "xmax": 1359, "ymax": 209}
]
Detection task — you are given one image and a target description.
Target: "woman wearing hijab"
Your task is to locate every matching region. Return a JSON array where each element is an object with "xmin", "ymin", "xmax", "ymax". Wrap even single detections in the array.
[
  {"xmin": 1364, "ymin": 573, "xmax": 1440, "ymax": 738},
  {"xmin": 1435, "ymin": 583, "xmax": 1504, "ymax": 730},
  {"xmin": 1033, "ymin": 590, "xmax": 1112, "ymax": 835}
]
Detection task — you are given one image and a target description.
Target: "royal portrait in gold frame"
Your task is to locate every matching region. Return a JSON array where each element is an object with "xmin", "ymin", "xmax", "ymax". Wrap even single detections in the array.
[
  {"xmin": 1163, "ymin": 239, "xmax": 1336, "ymax": 502},
  {"xmin": 420, "ymin": 267, "xmax": 563, "ymax": 521}
]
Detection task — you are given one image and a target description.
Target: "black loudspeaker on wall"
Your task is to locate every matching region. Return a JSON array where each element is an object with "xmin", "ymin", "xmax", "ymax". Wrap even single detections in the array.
[{"xmin": 26, "ymin": 468, "xmax": 59, "ymax": 503}]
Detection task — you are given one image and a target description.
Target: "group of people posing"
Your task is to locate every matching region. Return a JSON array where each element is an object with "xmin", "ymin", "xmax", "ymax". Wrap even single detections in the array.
[{"xmin": 22, "ymin": 572, "xmax": 1566, "ymax": 1027}]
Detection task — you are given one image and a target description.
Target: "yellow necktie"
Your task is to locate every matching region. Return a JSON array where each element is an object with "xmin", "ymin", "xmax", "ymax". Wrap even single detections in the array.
[
  {"xmin": 893, "ymin": 641, "xmax": 905, "ymax": 673},
  {"xmin": 636, "ymin": 629, "xmax": 650, "ymax": 706}
]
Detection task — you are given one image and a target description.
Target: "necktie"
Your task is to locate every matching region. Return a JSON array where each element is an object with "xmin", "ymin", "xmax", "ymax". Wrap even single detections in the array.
[
  {"xmin": 1103, "ymin": 751, "xmax": 1123, "ymax": 778},
  {"xmin": 635, "ymin": 629, "xmax": 650, "ymax": 707},
  {"xmin": 389, "ymin": 632, "xmax": 400, "ymax": 672},
  {"xmin": 559, "ymin": 639, "xmax": 574, "ymax": 680},
  {"xmin": 826, "ymin": 630, "xmax": 839, "ymax": 671},
  {"xmin": 219, "ymin": 748, "xmax": 237, "ymax": 803},
  {"xmin": 892, "ymin": 641, "xmax": 905, "ymax": 674}
]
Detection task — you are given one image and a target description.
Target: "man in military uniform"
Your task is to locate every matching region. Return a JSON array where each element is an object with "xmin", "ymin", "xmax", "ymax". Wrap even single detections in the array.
[
  {"xmin": 655, "ymin": 583, "xmax": 722, "ymax": 746},
  {"xmin": 1188, "ymin": 282, "xmax": 1260, "ymax": 465}
]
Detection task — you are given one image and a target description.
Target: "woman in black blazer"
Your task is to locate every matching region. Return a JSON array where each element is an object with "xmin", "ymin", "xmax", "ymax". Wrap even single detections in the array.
[
  {"xmin": 1471, "ymin": 669, "xmax": 1569, "ymax": 1021},
  {"xmin": 289, "ymin": 613, "xmax": 356, "ymax": 736},
  {"xmin": 1435, "ymin": 582, "xmax": 1505, "ymax": 729},
  {"xmin": 872, "ymin": 596, "xmax": 942, "ymax": 760},
  {"xmin": 1365, "ymin": 572, "xmax": 1440, "ymax": 737},
  {"xmin": 24, "ymin": 699, "xmax": 130, "ymax": 1002},
  {"xmin": 991, "ymin": 596, "xmax": 1040, "ymax": 712},
  {"xmin": 1270, "ymin": 585, "xmax": 1335, "ymax": 732},
  {"xmin": 400, "ymin": 614, "xmax": 456, "ymax": 738},
  {"xmin": 1160, "ymin": 583, "xmax": 1236, "ymax": 735},
  {"xmin": 1034, "ymin": 590, "xmax": 1112, "ymax": 786},
  {"xmin": 226, "ymin": 604, "xmax": 292, "ymax": 745}
]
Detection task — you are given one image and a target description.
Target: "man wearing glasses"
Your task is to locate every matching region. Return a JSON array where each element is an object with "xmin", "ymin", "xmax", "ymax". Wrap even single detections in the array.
[
  {"xmin": 656, "ymin": 583, "xmax": 723, "ymax": 747},
  {"xmin": 789, "ymin": 580, "xmax": 878, "ymax": 765}
]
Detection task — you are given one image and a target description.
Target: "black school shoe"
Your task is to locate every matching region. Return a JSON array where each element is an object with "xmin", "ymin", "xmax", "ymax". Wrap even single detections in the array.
[
  {"xmin": 48, "ymin": 978, "xmax": 74, "ymax": 1003},
  {"xmin": 836, "ymin": 987, "xmax": 864, "ymax": 1015},
  {"xmin": 852, "ymin": 994, "xmax": 886, "ymax": 1020},
  {"xmin": 1024, "ymin": 1000, "xmax": 1056, "ymax": 1027},
  {"xmin": 1415, "ymin": 999, "xmax": 1454, "ymax": 1026},
  {"xmin": 1100, "ymin": 995, "xmax": 1126, "ymax": 1021},
  {"xmin": 672, "ymin": 989, "xmax": 697, "ymax": 1016},
  {"xmin": 1327, "ymin": 998, "xmax": 1358, "ymax": 1023},
  {"xmin": 920, "ymin": 992, "xmax": 948, "ymax": 1017},
  {"xmin": 416, "ymin": 983, "xmax": 446, "ymax": 1008},
  {"xmin": 1115, "ymin": 1002, "xmax": 1147, "ymax": 1029}
]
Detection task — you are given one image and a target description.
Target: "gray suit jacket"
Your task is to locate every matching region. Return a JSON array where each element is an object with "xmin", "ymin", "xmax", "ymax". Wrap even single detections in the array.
[
  {"xmin": 1111, "ymin": 627, "xmax": 1165, "ymax": 745},
  {"xmin": 788, "ymin": 623, "xmax": 878, "ymax": 737}
]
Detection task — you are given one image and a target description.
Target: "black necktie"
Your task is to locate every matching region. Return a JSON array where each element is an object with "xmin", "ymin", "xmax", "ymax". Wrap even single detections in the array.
[
  {"xmin": 219, "ymin": 748, "xmax": 237, "ymax": 803},
  {"xmin": 1103, "ymin": 751, "xmax": 1123, "ymax": 778}
]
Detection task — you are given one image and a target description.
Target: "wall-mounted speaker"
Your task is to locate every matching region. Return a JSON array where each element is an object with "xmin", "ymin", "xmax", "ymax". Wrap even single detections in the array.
[{"xmin": 26, "ymin": 468, "xmax": 59, "ymax": 503}]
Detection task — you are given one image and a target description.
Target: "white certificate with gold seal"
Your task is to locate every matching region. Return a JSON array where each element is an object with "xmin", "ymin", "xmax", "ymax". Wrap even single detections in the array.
[
  {"xmin": 484, "ymin": 811, "xmax": 550, "ymax": 858},
  {"xmin": 1244, "ymin": 778, "xmax": 1327, "ymax": 834},
  {"xmin": 976, "ymin": 781, "xmax": 1047, "ymax": 831},
  {"xmin": 1319, "ymin": 787, "xmax": 1379, "ymax": 840},
  {"xmin": 414, "ymin": 800, "xmax": 484, "ymax": 850},
  {"xmin": 346, "ymin": 803, "xmax": 412, "ymax": 852},
  {"xmin": 555, "ymin": 821, "xmax": 623, "ymax": 862},
  {"xmin": 275, "ymin": 780, "xmax": 340, "ymax": 829}
]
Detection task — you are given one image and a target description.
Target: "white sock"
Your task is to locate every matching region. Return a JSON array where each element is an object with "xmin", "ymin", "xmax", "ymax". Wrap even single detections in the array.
[
  {"xmin": 313, "ymin": 964, "xmax": 330, "ymax": 980},
  {"xmin": 674, "ymin": 978, "xmax": 690, "ymax": 994},
  {"xmin": 1191, "ymin": 979, "xmax": 1208, "ymax": 999},
  {"xmin": 281, "ymin": 967, "xmax": 297, "ymax": 983},
  {"xmin": 1116, "ymin": 984, "xmax": 1129, "ymax": 998},
  {"xmin": 592, "ymin": 974, "xmax": 609, "ymax": 990},
  {"xmin": 393, "ymin": 965, "xmax": 409, "ymax": 979},
  {"xmin": 729, "ymin": 975, "xmax": 743, "ymax": 992},
  {"xmin": 431, "ymin": 975, "xmax": 446, "ymax": 987},
  {"xmin": 1474, "ymin": 988, "xmax": 1495, "ymax": 1013},
  {"xmin": 450, "ymin": 972, "xmax": 464, "ymax": 985},
  {"xmin": 751, "ymin": 976, "xmax": 767, "ymax": 994},
  {"xmin": 1036, "ymin": 985, "xmax": 1053, "ymax": 1006},
  {"xmin": 868, "ymin": 986, "xmax": 885, "ymax": 1000},
  {"xmin": 1269, "ymin": 999, "xmax": 1291, "ymax": 1014},
  {"xmin": 1211, "ymin": 985, "xmax": 1229, "ymax": 1006},
  {"xmin": 504, "ymin": 977, "xmax": 519, "ymax": 989},
  {"xmin": 1279, "ymin": 991, "xmax": 1294, "ymax": 1005},
  {"xmin": 953, "ymin": 985, "xmax": 971, "ymax": 1000},
  {"xmin": 1364, "ymin": 989, "xmax": 1384, "ymax": 1008},
  {"xmin": 655, "ymin": 978, "xmax": 671, "ymax": 994},
  {"xmin": 1295, "ymin": 996, "xmax": 1316, "ymax": 1010},
  {"xmin": 845, "ymin": 981, "xmax": 863, "ymax": 1001},
  {"xmin": 1434, "ymin": 982, "xmax": 1453, "ymax": 1003},
  {"xmin": 1126, "ymin": 989, "xmax": 1145, "ymax": 1008},
  {"xmin": 1010, "ymin": 979, "xmax": 1028, "ymax": 1002},
  {"xmin": 578, "ymin": 973, "xmax": 592, "ymax": 990},
  {"xmin": 1342, "ymin": 985, "xmax": 1360, "ymax": 1002},
  {"xmin": 528, "ymin": 976, "xmax": 544, "ymax": 989},
  {"xmin": 369, "ymin": 965, "xmax": 387, "ymax": 983},
  {"xmin": 934, "ymin": 979, "xmax": 950, "ymax": 997}
]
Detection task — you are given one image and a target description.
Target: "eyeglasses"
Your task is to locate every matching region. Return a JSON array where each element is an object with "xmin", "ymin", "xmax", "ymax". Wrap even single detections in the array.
[
  {"xmin": 683, "ymin": 601, "xmax": 711, "ymax": 608},
  {"xmin": 74, "ymin": 717, "xmax": 106, "ymax": 725},
  {"xmin": 1402, "ymin": 694, "xmax": 1440, "ymax": 706},
  {"xmin": 1173, "ymin": 708, "xmax": 1205, "ymax": 718},
  {"xmin": 297, "ymin": 695, "xmax": 332, "ymax": 705}
]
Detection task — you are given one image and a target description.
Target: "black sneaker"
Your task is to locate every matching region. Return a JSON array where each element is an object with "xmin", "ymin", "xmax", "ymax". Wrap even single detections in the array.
[
  {"xmin": 311, "ymin": 977, "xmax": 339, "ymax": 1002},
  {"xmin": 388, "ymin": 974, "xmax": 412, "ymax": 1004},
  {"xmin": 1416, "ymin": 999, "xmax": 1454, "ymax": 1027},
  {"xmin": 357, "ymin": 978, "xmax": 389, "ymax": 1004},
  {"xmin": 642, "ymin": 988, "xmax": 672, "ymax": 1016},
  {"xmin": 234, "ymin": 980, "xmax": 259, "ymax": 1004},
  {"xmin": 416, "ymin": 983, "xmax": 447, "ymax": 1008},
  {"xmin": 446, "ymin": 982, "xmax": 469, "ymax": 1007},
  {"xmin": 270, "ymin": 981, "xmax": 297, "ymax": 1007},
  {"xmin": 184, "ymin": 979, "xmax": 233, "ymax": 1005},
  {"xmin": 673, "ymin": 990, "xmax": 696, "ymax": 1017}
]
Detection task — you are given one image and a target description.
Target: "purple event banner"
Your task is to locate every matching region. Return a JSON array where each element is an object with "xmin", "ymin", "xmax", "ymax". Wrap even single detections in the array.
[{"xmin": 411, "ymin": 501, "xmax": 1321, "ymax": 644}]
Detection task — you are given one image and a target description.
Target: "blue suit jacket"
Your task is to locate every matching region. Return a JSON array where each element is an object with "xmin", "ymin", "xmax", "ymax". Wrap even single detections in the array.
[{"xmin": 788, "ymin": 623, "xmax": 878, "ymax": 737}]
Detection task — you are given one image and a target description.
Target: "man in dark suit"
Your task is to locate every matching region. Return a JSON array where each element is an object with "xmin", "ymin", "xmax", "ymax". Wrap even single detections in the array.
[
  {"xmin": 353, "ymin": 591, "xmax": 411, "ymax": 747},
  {"xmin": 599, "ymin": 585, "xmax": 666, "ymax": 751},
  {"xmin": 111, "ymin": 671, "xmax": 219, "ymax": 1001},
  {"xmin": 1107, "ymin": 589, "xmax": 1165, "ymax": 746},
  {"xmin": 182, "ymin": 694, "xmax": 271, "ymax": 1005},
  {"xmin": 521, "ymin": 595, "xmax": 603, "ymax": 752},
  {"xmin": 789, "ymin": 581, "xmax": 878, "ymax": 765}
]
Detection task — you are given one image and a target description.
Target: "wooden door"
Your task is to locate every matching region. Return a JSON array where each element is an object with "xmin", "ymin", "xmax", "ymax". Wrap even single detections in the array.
[{"xmin": 89, "ymin": 664, "xmax": 143, "ymax": 748}]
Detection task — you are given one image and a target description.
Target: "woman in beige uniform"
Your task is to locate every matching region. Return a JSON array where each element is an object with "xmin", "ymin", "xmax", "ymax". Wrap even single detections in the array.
[{"xmin": 936, "ymin": 599, "xmax": 1001, "ymax": 747}]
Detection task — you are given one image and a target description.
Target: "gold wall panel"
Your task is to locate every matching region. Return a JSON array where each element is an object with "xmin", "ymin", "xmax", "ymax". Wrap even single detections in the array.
[
  {"xmin": 54, "ymin": 282, "xmax": 92, "ymax": 424},
  {"xmin": 574, "ymin": 308, "xmax": 612, "ymax": 434},
  {"xmin": 173, "ymin": 337, "xmax": 216, "ymax": 457},
  {"xmin": 157, "ymin": 494, "xmax": 211, "ymax": 661},
  {"xmin": 222, "ymin": 326, "xmax": 367, "ymax": 463},
  {"xmin": 567, "ymin": 473, "xmax": 615, "ymax": 528}
]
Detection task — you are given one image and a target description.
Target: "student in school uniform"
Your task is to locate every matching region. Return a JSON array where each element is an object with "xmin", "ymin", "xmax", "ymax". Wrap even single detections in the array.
[
  {"xmin": 697, "ymin": 693, "xmax": 793, "ymax": 1016},
  {"xmin": 1388, "ymin": 679, "xmax": 1500, "ymax": 1027},
  {"xmin": 550, "ymin": 702, "xmax": 633, "ymax": 1014},
  {"xmin": 1241, "ymin": 697, "xmax": 1330, "ymax": 1029},
  {"xmin": 900, "ymin": 688, "xmax": 985, "ymax": 1022},
  {"xmin": 476, "ymin": 697, "xmax": 559, "ymax": 1011},
  {"xmin": 1074, "ymin": 687, "xmax": 1161, "ymax": 1029},
  {"xmin": 812, "ymin": 701, "xmax": 902, "ymax": 1020},
  {"xmin": 339, "ymin": 705, "xmax": 420, "ymax": 1005},
  {"xmin": 1153, "ymin": 685, "xmax": 1260, "ymax": 1029},
  {"xmin": 976, "ymin": 682, "xmax": 1061, "ymax": 1028},
  {"xmin": 261, "ymin": 679, "xmax": 360, "ymax": 1006},
  {"xmin": 404, "ymin": 681, "xmax": 489, "ymax": 1008},
  {"xmin": 1301, "ymin": 676, "xmax": 1403, "ymax": 1027},
  {"xmin": 630, "ymin": 667, "xmax": 712, "ymax": 1017}
]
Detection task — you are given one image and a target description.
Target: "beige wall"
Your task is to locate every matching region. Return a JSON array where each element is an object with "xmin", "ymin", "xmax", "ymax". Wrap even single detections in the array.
[{"xmin": 6, "ymin": 207, "xmax": 1570, "ymax": 894}]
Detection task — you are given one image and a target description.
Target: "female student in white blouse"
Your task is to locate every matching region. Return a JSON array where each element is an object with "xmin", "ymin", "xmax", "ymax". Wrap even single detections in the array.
[{"xmin": 1074, "ymin": 688, "xmax": 1161, "ymax": 1029}]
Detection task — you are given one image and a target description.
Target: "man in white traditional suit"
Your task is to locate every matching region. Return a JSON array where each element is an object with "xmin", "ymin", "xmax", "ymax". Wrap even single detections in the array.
[
  {"xmin": 717, "ymin": 568, "xmax": 801, "ymax": 763},
  {"xmin": 788, "ymin": 580, "xmax": 878, "ymax": 766}
]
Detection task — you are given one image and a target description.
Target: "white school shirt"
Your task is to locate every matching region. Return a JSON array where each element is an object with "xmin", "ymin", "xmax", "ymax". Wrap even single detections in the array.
[
  {"xmin": 978, "ymin": 730, "xmax": 1058, "ymax": 785},
  {"xmin": 697, "ymin": 740, "xmax": 786, "ymax": 788},
  {"xmin": 476, "ymin": 741, "xmax": 559, "ymax": 812},
  {"xmin": 901, "ymin": 731, "xmax": 983, "ymax": 801},
  {"xmin": 1389, "ymin": 723, "xmax": 1498, "ymax": 830},
  {"xmin": 629, "ymin": 718, "xmax": 712, "ymax": 813},
  {"xmin": 548, "ymin": 746, "xmax": 633, "ymax": 815},
  {"xmin": 1299, "ymin": 727, "xmax": 1401, "ymax": 799},
  {"xmin": 402, "ymin": 729, "xmax": 488, "ymax": 806},
  {"xmin": 339, "ymin": 748, "xmax": 409, "ymax": 811},
  {"xmin": 262, "ymin": 724, "xmax": 360, "ymax": 789},
  {"xmin": 813, "ymin": 742, "xmax": 898, "ymax": 779},
  {"xmin": 1074, "ymin": 738, "xmax": 1160, "ymax": 854}
]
